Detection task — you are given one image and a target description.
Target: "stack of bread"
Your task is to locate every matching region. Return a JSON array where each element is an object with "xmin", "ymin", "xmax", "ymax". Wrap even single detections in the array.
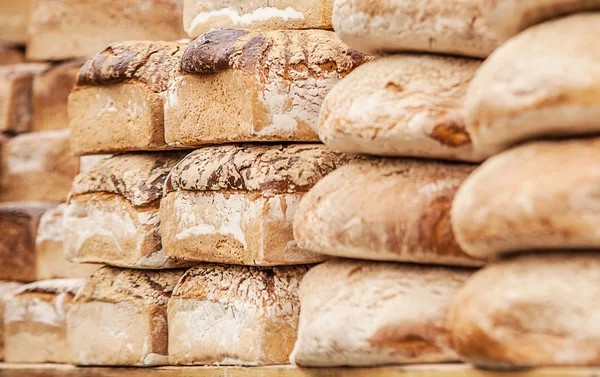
[{"xmin": 446, "ymin": 1, "xmax": 600, "ymax": 369}]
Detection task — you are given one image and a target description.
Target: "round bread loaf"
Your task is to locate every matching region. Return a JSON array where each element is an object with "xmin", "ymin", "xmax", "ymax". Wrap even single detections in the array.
[
  {"xmin": 466, "ymin": 12, "xmax": 600, "ymax": 155},
  {"xmin": 448, "ymin": 252, "xmax": 600, "ymax": 368},
  {"xmin": 332, "ymin": 0, "xmax": 499, "ymax": 58},
  {"xmin": 452, "ymin": 137, "xmax": 600, "ymax": 260},
  {"xmin": 293, "ymin": 159, "xmax": 483, "ymax": 267},
  {"xmin": 319, "ymin": 55, "xmax": 486, "ymax": 162}
]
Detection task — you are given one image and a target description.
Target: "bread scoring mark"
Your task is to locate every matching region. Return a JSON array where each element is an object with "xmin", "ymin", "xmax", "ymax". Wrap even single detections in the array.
[
  {"xmin": 429, "ymin": 116, "xmax": 472, "ymax": 147},
  {"xmin": 181, "ymin": 29, "xmax": 249, "ymax": 74}
]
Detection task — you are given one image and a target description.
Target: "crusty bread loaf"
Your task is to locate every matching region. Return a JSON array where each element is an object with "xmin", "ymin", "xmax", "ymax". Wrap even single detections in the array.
[
  {"xmin": 452, "ymin": 137, "xmax": 600, "ymax": 260},
  {"xmin": 64, "ymin": 152, "xmax": 192, "ymax": 269},
  {"xmin": 0, "ymin": 130, "xmax": 79, "ymax": 202},
  {"xmin": 319, "ymin": 55, "xmax": 486, "ymax": 162},
  {"xmin": 0, "ymin": 0, "xmax": 30, "ymax": 44},
  {"xmin": 294, "ymin": 159, "xmax": 483, "ymax": 267},
  {"xmin": 4, "ymin": 279, "xmax": 84, "ymax": 363},
  {"xmin": 168, "ymin": 264, "xmax": 308, "ymax": 365},
  {"xmin": 448, "ymin": 252, "xmax": 600, "ymax": 368},
  {"xmin": 333, "ymin": 0, "xmax": 499, "ymax": 58},
  {"xmin": 36, "ymin": 204, "xmax": 99, "ymax": 280},
  {"xmin": 0, "ymin": 46, "xmax": 24, "ymax": 66},
  {"xmin": 166, "ymin": 29, "xmax": 369, "ymax": 147},
  {"xmin": 27, "ymin": 0, "xmax": 186, "ymax": 60},
  {"xmin": 0, "ymin": 202, "xmax": 55, "ymax": 281},
  {"xmin": 0, "ymin": 281, "xmax": 24, "ymax": 361},
  {"xmin": 69, "ymin": 41, "xmax": 187, "ymax": 155},
  {"xmin": 466, "ymin": 13, "xmax": 600, "ymax": 155},
  {"xmin": 0, "ymin": 63, "xmax": 49, "ymax": 133},
  {"xmin": 161, "ymin": 144, "xmax": 361, "ymax": 266},
  {"xmin": 291, "ymin": 259, "xmax": 472, "ymax": 366},
  {"xmin": 183, "ymin": 0, "xmax": 333, "ymax": 39},
  {"xmin": 68, "ymin": 267, "xmax": 185, "ymax": 366}
]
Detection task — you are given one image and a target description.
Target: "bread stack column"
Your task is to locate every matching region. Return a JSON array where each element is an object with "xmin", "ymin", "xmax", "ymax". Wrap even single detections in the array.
[
  {"xmin": 446, "ymin": 2, "xmax": 600, "ymax": 369},
  {"xmin": 289, "ymin": 0, "xmax": 505, "ymax": 367}
]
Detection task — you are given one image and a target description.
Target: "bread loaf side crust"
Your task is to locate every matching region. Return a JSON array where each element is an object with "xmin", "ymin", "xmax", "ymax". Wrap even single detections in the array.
[{"xmin": 0, "ymin": 281, "xmax": 25, "ymax": 361}]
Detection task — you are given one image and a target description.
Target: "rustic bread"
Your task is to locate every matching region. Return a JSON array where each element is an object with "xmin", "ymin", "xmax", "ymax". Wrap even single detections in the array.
[
  {"xmin": 0, "ymin": 130, "xmax": 79, "ymax": 202},
  {"xmin": 332, "ymin": 0, "xmax": 499, "ymax": 58},
  {"xmin": 27, "ymin": 0, "xmax": 186, "ymax": 60},
  {"xmin": 64, "ymin": 152, "xmax": 192, "ymax": 269},
  {"xmin": 0, "ymin": 46, "xmax": 24, "ymax": 66},
  {"xmin": 4, "ymin": 279, "xmax": 84, "ymax": 363},
  {"xmin": 0, "ymin": 0, "xmax": 30, "ymax": 44},
  {"xmin": 168, "ymin": 264, "xmax": 308, "ymax": 365},
  {"xmin": 183, "ymin": 0, "xmax": 333, "ymax": 39},
  {"xmin": 0, "ymin": 202, "xmax": 55, "ymax": 281},
  {"xmin": 452, "ymin": 137, "xmax": 600, "ymax": 260},
  {"xmin": 466, "ymin": 13, "xmax": 600, "ymax": 155},
  {"xmin": 36, "ymin": 204, "xmax": 99, "ymax": 279},
  {"xmin": 291, "ymin": 259, "xmax": 472, "ymax": 366},
  {"xmin": 319, "ymin": 55, "xmax": 485, "ymax": 162},
  {"xmin": 294, "ymin": 159, "xmax": 483, "ymax": 267},
  {"xmin": 448, "ymin": 252, "xmax": 600, "ymax": 368},
  {"xmin": 161, "ymin": 144, "xmax": 361, "ymax": 266},
  {"xmin": 0, "ymin": 281, "xmax": 24, "ymax": 361},
  {"xmin": 68, "ymin": 267, "xmax": 185, "ymax": 366},
  {"xmin": 166, "ymin": 29, "xmax": 369, "ymax": 147},
  {"xmin": 69, "ymin": 41, "xmax": 187, "ymax": 155}
]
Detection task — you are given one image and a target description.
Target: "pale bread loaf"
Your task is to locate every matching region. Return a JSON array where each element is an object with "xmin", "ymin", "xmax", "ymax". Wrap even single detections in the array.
[
  {"xmin": 161, "ymin": 144, "xmax": 361, "ymax": 266},
  {"xmin": 0, "ymin": 46, "xmax": 24, "ymax": 66},
  {"xmin": 319, "ymin": 55, "xmax": 486, "ymax": 162},
  {"xmin": 294, "ymin": 159, "xmax": 483, "ymax": 267},
  {"xmin": 168, "ymin": 264, "xmax": 308, "ymax": 365},
  {"xmin": 68, "ymin": 267, "xmax": 185, "ymax": 366},
  {"xmin": 184, "ymin": 0, "xmax": 333, "ymax": 38},
  {"xmin": 0, "ymin": 281, "xmax": 24, "ymax": 361},
  {"xmin": 291, "ymin": 259, "xmax": 473, "ymax": 366},
  {"xmin": 0, "ymin": 0, "xmax": 30, "ymax": 44},
  {"xmin": 466, "ymin": 13, "xmax": 600, "ymax": 155},
  {"xmin": 4, "ymin": 279, "xmax": 84, "ymax": 363}
]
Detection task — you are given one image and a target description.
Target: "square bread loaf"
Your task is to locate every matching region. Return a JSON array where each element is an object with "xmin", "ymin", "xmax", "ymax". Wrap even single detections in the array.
[
  {"xmin": 68, "ymin": 267, "xmax": 185, "ymax": 366},
  {"xmin": 0, "ymin": 46, "xmax": 24, "ymax": 66},
  {"xmin": 0, "ymin": 281, "xmax": 24, "ymax": 361},
  {"xmin": 4, "ymin": 279, "xmax": 84, "ymax": 363},
  {"xmin": 161, "ymin": 144, "xmax": 361, "ymax": 266},
  {"xmin": 168, "ymin": 264, "xmax": 309, "ymax": 365},
  {"xmin": 0, "ymin": 0, "xmax": 30, "ymax": 44},
  {"xmin": 63, "ymin": 152, "xmax": 193, "ymax": 269},
  {"xmin": 0, "ymin": 130, "xmax": 79, "ymax": 202},
  {"xmin": 27, "ymin": 0, "xmax": 186, "ymax": 60}
]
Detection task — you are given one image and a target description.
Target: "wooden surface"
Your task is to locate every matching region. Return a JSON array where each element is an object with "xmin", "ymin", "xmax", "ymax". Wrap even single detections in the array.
[{"xmin": 2, "ymin": 364, "xmax": 600, "ymax": 377}]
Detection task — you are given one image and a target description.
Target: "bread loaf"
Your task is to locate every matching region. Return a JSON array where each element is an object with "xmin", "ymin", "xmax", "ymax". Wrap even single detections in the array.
[
  {"xmin": 0, "ymin": 130, "xmax": 79, "ymax": 202},
  {"xmin": 168, "ymin": 264, "xmax": 308, "ymax": 365},
  {"xmin": 68, "ymin": 267, "xmax": 185, "ymax": 366},
  {"xmin": 36, "ymin": 204, "xmax": 99, "ymax": 279},
  {"xmin": 319, "ymin": 55, "xmax": 485, "ymax": 162},
  {"xmin": 294, "ymin": 159, "xmax": 483, "ymax": 267},
  {"xmin": 0, "ymin": 281, "xmax": 24, "ymax": 361},
  {"xmin": 4, "ymin": 279, "xmax": 84, "ymax": 363},
  {"xmin": 291, "ymin": 259, "xmax": 472, "ymax": 366},
  {"xmin": 448, "ymin": 252, "xmax": 600, "ymax": 368},
  {"xmin": 332, "ymin": 0, "xmax": 498, "ymax": 58},
  {"xmin": 161, "ymin": 144, "xmax": 361, "ymax": 265},
  {"xmin": 452, "ymin": 137, "xmax": 600, "ymax": 260},
  {"xmin": 0, "ymin": 202, "xmax": 55, "ymax": 281},
  {"xmin": 64, "ymin": 152, "xmax": 192, "ymax": 269},
  {"xmin": 183, "ymin": 0, "xmax": 333, "ymax": 39},
  {"xmin": 0, "ymin": 46, "xmax": 24, "ymax": 66},
  {"xmin": 27, "ymin": 0, "xmax": 186, "ymax": 60},
  {"xmin": 166, "ymin": 29, "xmax": 369, "ymax": 147},
  {"xmin": 466, "ymin": 13, "xmax": 600, "ymax": 155},
  {"xmin": 0, "ymin": 0, "xmax": 30, "ymax": 44},
  {"xmin": 69, "ymin": 41, "xmax": 187, "ymax": 155}
]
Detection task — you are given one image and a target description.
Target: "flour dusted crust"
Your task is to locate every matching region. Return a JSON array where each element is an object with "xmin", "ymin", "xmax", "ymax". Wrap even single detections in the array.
[
  {"xmin": 69, "ymin": 41, "xmax": 187, "ymax": 155},
  {"xmin": 0, "ymin": 281, "xmax": 24, "ymax": 361},
  {"xmin": 69, "ymin": 267, "xmax": 185, "ymax": 366},
  {"xmin": 320, "ymin": 55, "xmax": 486, "ymax": 162},
  {"xmin": 183, "ymin": 0, "xmax": 333, "ymax": 38},
  {"xmin": 291, "ymin": 259, "xmax": 472, "ymax": 366},
  {"xmin": 448, "ymin": 252, "xmax": 600, "ymax": 368},
  {"xmin": 0, "ymin": 130, "xmax": 79, "ymax": 202},
  {"xmin": 294, "ymin": 159, "xmax": 482, "ymax": 267},
  {"xmin": 0, "ymin": 0, "xmax": 30, "ymax": 44},
  {"xmin": 27, "ymin": 0, "xmax": 185, "ymax": 60},
  {"xmin": 64, "ymin": 153, "xmax": 191, "ymax": 269},
  {"xmin": 161, "ymin": 144, "xmax": 361, "ymax": 265},
  {"xmin": 168, "ymin": 264, "xmax": 308, "ymax": 365},
  {"xmin": 4, "ymin": 278, "xmax": 84, "ymax": 363},
  {"xmin": 165, "ymin": 29, "xmax": 369, "ymax": 146},
  {"xmin": 0, "ymin": 46, "xmax": 24, "ymax": 66},
  {"xmin": 333, "ymin": 0, "xmax": 499, "ymax": 58},
  {"xmin": 466, "ymin": 13, "xmax": 600, "ymax": 155}
]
